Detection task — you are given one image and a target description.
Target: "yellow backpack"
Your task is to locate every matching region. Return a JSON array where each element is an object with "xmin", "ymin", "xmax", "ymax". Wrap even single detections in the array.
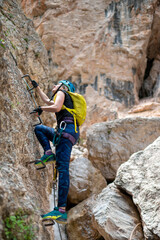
[{"xmin": 55, "ymin": 91, "xmax": 87, "ymax": 132}]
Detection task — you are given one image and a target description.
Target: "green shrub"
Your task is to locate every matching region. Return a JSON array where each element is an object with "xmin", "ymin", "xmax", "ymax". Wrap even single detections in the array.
[{"xmin": 4, "ymin": 210, "xmax": 35, "ymax": 240}]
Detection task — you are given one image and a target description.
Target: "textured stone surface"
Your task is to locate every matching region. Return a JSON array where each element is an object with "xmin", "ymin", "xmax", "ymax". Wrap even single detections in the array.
[
  {"xmin": 66, "ymin": 195, "xmax": 103, "ymax": 240},
  {"xmin": 92, "ymin": 183, "xmax": 144, "ymax": 240},
  {"xmin": 115, "ymin": 137, "xmax": 160, "ymax": 239},
  {"xmin": 21, "ymin": 0, "xmax": 160, "ymax": 106},
  {"xmin": 71, "ymin": 144, "xmax": 88, "ymax": 161},
  {"xmin": 87, "ymin": 117, "xmax": 160, "ymax": 180},
  {"xmin": 68, "ymin": 157, "xmax": 107, "ymax": 204},
  {"xmin": 0, "ymin": 0, "xmax": 55, "ymax": 127},
  {"xmin": 0, "ymin": 1, "xmax": 54, "ymax": 239},
  {"xmin": 128, "ymin": 101, "xmax": 160, "ymax": 113},
  {"xmin": 1, "ymin": 1, "xmax": 160, "ymax": 239},
  {"xmin": 80, "ymin": 85, "xmax": 118, "ymax": 138}
]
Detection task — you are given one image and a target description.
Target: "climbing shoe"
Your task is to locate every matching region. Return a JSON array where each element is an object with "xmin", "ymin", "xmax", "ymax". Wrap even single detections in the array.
[
  {"xmin": 35, "ymin": 153, "xmax": 56, "ymax": 167},
  {"xmin": 41, "ymin": 207, "xmax": 67, "ymax": 224}
]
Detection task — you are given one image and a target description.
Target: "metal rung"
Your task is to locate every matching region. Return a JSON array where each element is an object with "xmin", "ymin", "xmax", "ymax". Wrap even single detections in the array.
[
  {"xmin": 26, "ymin": 160, "xmax": 46, "ymax": 170},
  {"xmin": 42, "ymin": 218, "xmax": 55, "ymax": 227},
  {"xmin": 21, "ymin": 74, "xmax": 43, "ymax": 126}
]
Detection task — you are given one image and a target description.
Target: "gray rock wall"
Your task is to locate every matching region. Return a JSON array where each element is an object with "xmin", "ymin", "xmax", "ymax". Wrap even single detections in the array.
[{"xmin": 0, "ymin": 1, "xmax": 54, "ymax": 239}]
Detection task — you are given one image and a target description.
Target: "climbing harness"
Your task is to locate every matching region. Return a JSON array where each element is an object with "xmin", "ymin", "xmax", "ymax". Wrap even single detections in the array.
[
  {"xmin": 62, "ymin": 132, "xmax": 77, "ymax": 145},
  {"xmin": 53, "ymin": 120, "xmax": 77, "ymax": 146},
  {"xmin": 22, "ymin": 74, "xmax": 43, "ymax": 126},
  {"xmin": 53, "ymin": 121, "xmax": 67, "ymax": 146}
]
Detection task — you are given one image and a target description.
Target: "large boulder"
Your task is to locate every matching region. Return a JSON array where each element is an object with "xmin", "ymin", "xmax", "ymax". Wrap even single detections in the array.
[
  {"xmin": 68, "ymin": 157, "xmax": 107, "ymax": 204},
  {"xmin": 67, "ymin": 183, "xmax": 144, "ymax": 240},
  {"xmin": 92, "ymin": 183, "xmax": 144, "ymax": 240},
  {"xmin": 87, "ymin": 117, "xmax": 160, "ymax": 180},
  {"xmin": 66, "ymin": 195, "xmax": 102, "ymax": 240},
  {"xmin": 115, "ymin": 136, "xmax": 160, "ymax": 239}
]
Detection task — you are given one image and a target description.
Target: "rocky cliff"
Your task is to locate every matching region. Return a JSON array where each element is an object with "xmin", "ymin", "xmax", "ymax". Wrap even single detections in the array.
[
  {"xmin": 22, "ymin": 0, "xmax": 160, "ymax": 107},
  {"xmin": 0, "ymin": 0, "xmax": 54, "ymax": 239},
  {"xmin": 1, "ymin": 0, "xmax": 160, "ymax": 240}
]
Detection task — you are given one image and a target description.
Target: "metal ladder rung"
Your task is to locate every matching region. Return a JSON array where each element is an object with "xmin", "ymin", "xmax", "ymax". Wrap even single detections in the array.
[
  {"xmin": 26, "ymin": 160, "xmax": 46, "ymax": 170},
  {"xmin": 42, "ymin": 218, "xmax": 55, "ymax": 227}
]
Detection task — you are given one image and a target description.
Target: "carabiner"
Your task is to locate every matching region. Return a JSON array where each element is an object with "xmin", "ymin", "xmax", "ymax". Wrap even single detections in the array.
[{"xmin": 59, "ymin": 121, "xmax": 66, "ymax": 130}]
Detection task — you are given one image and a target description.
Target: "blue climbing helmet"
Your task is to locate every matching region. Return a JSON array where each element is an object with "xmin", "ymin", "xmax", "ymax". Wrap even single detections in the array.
[{"xmin": 59, "ymin": 80, "xmax": 75, "ymax": 93}]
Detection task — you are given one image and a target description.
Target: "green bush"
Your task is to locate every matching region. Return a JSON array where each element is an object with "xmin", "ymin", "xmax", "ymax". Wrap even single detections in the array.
[{"xmin": 4, "ymin": 210, "xmax": 35, "ymax": 240}]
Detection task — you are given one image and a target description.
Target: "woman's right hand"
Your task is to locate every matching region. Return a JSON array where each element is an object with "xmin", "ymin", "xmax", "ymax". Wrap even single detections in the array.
[{"xmin": 31, "ymin": 80, "xmax": 39, "ymax": 88}]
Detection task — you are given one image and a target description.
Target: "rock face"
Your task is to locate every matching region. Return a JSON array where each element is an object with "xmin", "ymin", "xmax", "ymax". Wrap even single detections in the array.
[
  {"xmin": 115, "ymin": 136, "xmax": 160, "ymax": 239},
  {"xmin": 141, "ymin": 55, "xmax": 160, "ymax": 99},
  {"xmin": 1, "ymin": 1, "xmax": 160, "ymax": 239},
  {"xmin": 92, "ymin": 183, "xmax": 144, "ymax": 240},
  {"xmin": 80, "ymin": 85, "xmax": 118, "ymax": 138},
  {"xmin": 87, "ymin": 117, "xmax": 160, "ymax": 180},
  {"xmin": 67, "ymin": 195, "xmax": 102, "ymax": 240},
  {"xmin": 21, "ymin": 0, "xmax": 160, "ymax": 106},
  {"xmin": 1, "ymin": 0, "xmax": 56, "ymax": 127},
  {"xmin": 0, "ymin": 1, "xmax": 54, "ymax": 239},
  {"xmin": 67, "ymin": 183, "xmax": 144, "ymax": 240},
  {"xmin": 68, "ymin": 157, "xmax": 107, "ymax": 204}
]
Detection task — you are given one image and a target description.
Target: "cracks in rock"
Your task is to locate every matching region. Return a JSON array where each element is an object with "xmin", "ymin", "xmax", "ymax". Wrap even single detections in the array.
[
  {"xmin": 0, "ymin": 8, "xmax": 16, "ymax": 26},
  {"xmin": 138, "ymin": 1, "xmax": 160, "ymax": 100},
  {"xmin": 139, "ymin": 58, "xmax": 155, "ymax": 98},
  {"xmin": 115, "ymin": 184, "xmax": 145, "ymax": 238},
  {"xmin": 129, "ymin": 223, "xmax": 142, "ymax": 240},
  {"xmin": 115, "ymin": 148, "xmax": 124, "ymax": 164},
  {"xmin": 10, "ymin": 51, "xmax": 17, "ymax": 66},
  {"xmin": 46, "ymin": 1, "xmax": 78, "ymax": 18}
]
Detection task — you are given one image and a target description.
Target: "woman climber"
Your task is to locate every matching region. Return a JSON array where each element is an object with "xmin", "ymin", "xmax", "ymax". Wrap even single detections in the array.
[{"xmin": 31, "ymin": 79, "xmax": 79, "ymax": 224}]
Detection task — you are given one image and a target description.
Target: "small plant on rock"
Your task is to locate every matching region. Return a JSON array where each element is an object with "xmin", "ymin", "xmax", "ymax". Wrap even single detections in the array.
[
  {"xmin": 4, "ymin": 209, "xmax": 35, "ymax": 240},
  {"xmin": 0, "ymin": 38, "xmax": 5, "ymax": 48}
]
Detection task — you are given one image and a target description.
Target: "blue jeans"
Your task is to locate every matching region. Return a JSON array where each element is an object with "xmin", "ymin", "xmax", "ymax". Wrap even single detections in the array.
[{"xmin": 34, "ymin": 123, "xmax": 79, "ymax": 207}]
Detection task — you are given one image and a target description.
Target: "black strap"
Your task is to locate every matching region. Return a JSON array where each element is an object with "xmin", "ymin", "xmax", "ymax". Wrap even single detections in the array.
[{"xmin": 50, "ymin": 83, "xmax": 63, "ymax": 101}]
